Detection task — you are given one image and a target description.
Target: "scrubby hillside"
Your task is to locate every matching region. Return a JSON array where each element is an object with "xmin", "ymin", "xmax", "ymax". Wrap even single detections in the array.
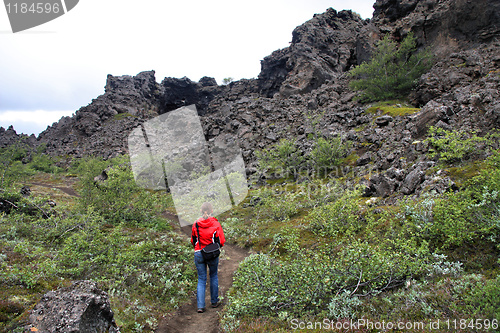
[{"xmin": 1, "ymin": 0, "xmax": 499, "ymax": 331}]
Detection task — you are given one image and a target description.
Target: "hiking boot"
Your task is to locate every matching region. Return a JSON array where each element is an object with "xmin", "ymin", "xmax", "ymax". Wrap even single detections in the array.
[
  {"xmin": 211, "ymin": 301, "xmax": 221, "ymax": 308},
  {"xmin": 197, "ymin": 308, "xmax": 205, "ymax": 313}
]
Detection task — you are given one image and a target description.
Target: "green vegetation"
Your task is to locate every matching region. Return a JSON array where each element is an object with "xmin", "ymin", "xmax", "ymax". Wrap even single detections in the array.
[
  {"xmin": 425, "ymin": 126, "xmax": 499, "ymax": 164},
  {"xmin": 113, "ymin": 112, "xmax": 135, "ymax": 121},
  {"xmin": 255, "ymin": 138, "xmax": 304, "ymax": 177},
  {"xmin": 218, "ymin": 143, "xmax": 500, "ymax": 331},
  {"xmin": 74, "ymin": 155, "xmax": 170, "ymax": 228},
  {"xmin": 310, "ymin": 137, "xmax": 351, "ymax": 172},
  {"xmin": 223, "ymin": 77, "xmax": 234, "ymax": 85},
  {"xmin": 2, "ymin": 125, "xmax": 500, "ymax": 332},
  {"xmin": 349, "ymin": 32, "xmax": 433, "ymax": 102},
  {"xmin": 255, "ymin": 136, "xmax": 351, "ymax": 179},
  {"xmin": 366, "ymin": 100, "xmax": 421, "ymax": 117},
  {"xmin": 0, "ymin": 149, "xmax": 194, "ymax": 332}
]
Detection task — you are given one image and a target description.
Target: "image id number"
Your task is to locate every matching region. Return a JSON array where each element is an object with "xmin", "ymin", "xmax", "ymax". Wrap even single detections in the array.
[{"xmin": 6, "ymin": 2, "xmax": 60, "ymax": 14}]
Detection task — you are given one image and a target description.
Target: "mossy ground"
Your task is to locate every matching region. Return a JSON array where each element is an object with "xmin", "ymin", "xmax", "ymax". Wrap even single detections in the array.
[
  {"xmin": 0, "ymin": 154, "xmax": 196, "ymax": 333},
  {"xmin": 2, "ymin": 141, "xmax": 500, "ymax": 332},
  {"xmin": 217, "ymin": 147, "xmax": 500, "ymax": 332},
  {"xmin": 366, "ymin": 100, "xmax": 421, "ymax": 117}
]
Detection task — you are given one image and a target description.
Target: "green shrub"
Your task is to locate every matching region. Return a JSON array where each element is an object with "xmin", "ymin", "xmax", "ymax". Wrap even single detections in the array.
[
  {"xmin": 465, "ymin": 275, "xmax": 500, "ymax": 321},
  {"xmin": 28, "ymin": 153, "xmax": 61, "ymax": 174},
  {"xmin": 0, "ymin": 188, "xmax": 55, "ymax": 218},
  {"xmin": 308, "ymin": 188, "xmax": 362, "ymax": 237},
  {"xmin": 348, "ymin": 32, "xmax": 433, "ymax": 102},
  {"xmin": 0, "ymin": 142, "xmax": 61, "ymax": 188},
  {"xmin": 426, "ymin": 151, "xmax": 500, "ymax": 249},
  {"xmin": 221, "ymin": 217, "xmax": 259, "ymax": 247},
  {"xmin": 0, "ymin": 142, "xmax": 33, "ymax": 188},
  {"xmin": 255, "ymin": 134, "xmax": 353, "ymax": 180},
  {"xmin": 57, "ymin": 208, "xmax": 125, "ymax": 278},
  {"xmin": 309, "ymin": 136, "xmax": 351, "ymax": 175},
  {"xmin": 328, "ymin": 290, "xmax": 363, "ymax": 319},
  {"xmin": 250, "ymin": 186, "xmax": 299, "ymax": 222},
  {"xmin": 76, "ymin": 155, "xmax": 169, "ymax": 228},
  {"xmin": 425, "ymin": 127, "xmax": 490, "ymax": 163},
  {"xmin": 255, "ymin": 138, "xmax": 304, "ymax": 177},
  {"xmin": 368, "ymin": 272, "xmax": 500, "ymax": 325},
  {"xmin": 224, "ymin": 238, "xmax": 433, "ymax": 323},
  {"xmin": 223, "ymin": 77, "xmax": 234, "ymax": 85}
]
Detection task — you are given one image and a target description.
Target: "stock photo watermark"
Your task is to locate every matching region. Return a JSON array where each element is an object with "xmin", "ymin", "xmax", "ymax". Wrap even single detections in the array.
[
  {"xmin": 128, "ymin": 105, "xmax": 248, "ymax": 226},
  {"xmin": 3, "ymin": 0, "xmax": 79, "ymax": 33},
  {"xmin": 290, "ymin": 318, "xmax": 499, "ymax": 331}
]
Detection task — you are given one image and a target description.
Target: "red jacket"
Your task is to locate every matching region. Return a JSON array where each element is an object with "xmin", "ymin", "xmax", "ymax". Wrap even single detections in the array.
[{"xmin": 191, "ymin": 216, "xmax": 225, "ymax": 251}]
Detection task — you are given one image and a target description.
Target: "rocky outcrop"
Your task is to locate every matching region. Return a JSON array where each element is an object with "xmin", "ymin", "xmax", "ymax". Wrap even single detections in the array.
[
  {"xmin": 1, "ymin": 0, "xmax": 499, "ymax": 200},
  {"xmin": 36, "ymin": 71, "xmax": 162, "ymax": 159},
  {"xmin": 258, "ymin": 9, "xmax": 373, "ymax": 97},
  {"xmin": 160, "ymin": 76, "xmax": 224, "ymax": 115},
  {"xmin": 103, "ymin": 70, "xmax": 161, "ymax": 116},
  {"xmin": 27, "ymin": 280, "xmax": 119, "ymax": 333},
  {"xmin": 373, "ymin": 0, "xmax": 500, "ymax": 46},
  {"xmin": 0, "ymin": 125, "xmax": 37, "ymax": 149},
  {"xmin": 412, "ymin": 45, "xmax": 500, "ymax": 131},
  {"xmin": 35, "ymin": 71, "xmax": 225, "ymax": 159}
]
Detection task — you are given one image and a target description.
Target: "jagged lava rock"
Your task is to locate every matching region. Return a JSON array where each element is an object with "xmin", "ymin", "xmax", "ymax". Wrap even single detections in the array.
[
  {"xmin": 27, "ymin": 280, "xmax": 119, "ymax": 333},
  {"xmin": 259, "ymin": 9, "xmax": 371, "ymax": 97}
]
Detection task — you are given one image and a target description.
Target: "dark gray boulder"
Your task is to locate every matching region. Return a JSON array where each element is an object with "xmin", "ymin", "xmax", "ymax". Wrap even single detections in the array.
[
  {"xmin": 401, "ymin": 164, "xmax": 426, "ymax": 195},
  {"xmin": 27, "ymin": 280, "xmax": 119, "ymax": 333}
]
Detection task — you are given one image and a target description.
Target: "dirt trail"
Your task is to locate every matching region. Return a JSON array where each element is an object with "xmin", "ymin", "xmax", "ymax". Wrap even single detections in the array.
[
  {"xmin": 30, "ymin": 182, "xmax": 80, "ymax": 197},
  {"xmin": 156, "ymin": 225, "xmax": 249, "ymax": 333},
  {"xmin": 26, "ymin": 182, "xmax": 247, "ymax": 332}
]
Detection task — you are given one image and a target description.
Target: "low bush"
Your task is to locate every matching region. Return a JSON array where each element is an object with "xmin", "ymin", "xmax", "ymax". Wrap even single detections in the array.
[
  {"xmin": 307, "ymin": 187, "xmax": 362, "ymax": 238},
  {"xmin": 221, "ymin": 217, "xmax": 259, "ymax": 247},
  {"xmin": 464, "ymin": 274, "xmax": 500, "ymax": 321},
  {"xmin": 0, "ymin": 142, "xmax": 34, "ymax": 188},
  {"xmin": 425, "ymin": 127, "xmax": 492, "ymax": 163},
  {"xmin": 348, "ymin": 32, "xmax": 433, "ymax": 102},
  {"xmin": 76, "ymin": 155, "xmax": 170, "ymax": 228},
  {"xmin": 255, "ymin": 136, "xmax": 352, "ymax": 179},
  {"xmin": 428, "ymin": 151, "xmax": 500, "ymax": 249},
  {"xmin": 309, "ymin": 137, "xmax": 351, "ymax": 175},
  {"xmin": 255, "ymin": 138, "xmax": 304, "ymax": 177},
  {"xmin": 224, "ymin": 237, "xmax": 433, "ymax": 323}
]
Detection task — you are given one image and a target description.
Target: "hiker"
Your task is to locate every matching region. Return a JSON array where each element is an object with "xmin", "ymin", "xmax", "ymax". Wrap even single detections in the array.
[{"xmin": 191, "ymin": 202, "xmax": 225, "ymax": 313}]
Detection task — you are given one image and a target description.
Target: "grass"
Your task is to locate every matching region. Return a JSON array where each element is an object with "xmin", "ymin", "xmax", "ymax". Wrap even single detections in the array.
[
  {"xmin": 2, "ymin": 144, "xmax": 500, "ymax": 332},
  {"xmin": 113, "ymin": 112, "xmax": 135, "ymax": 121},
  {"xmin": 0, "ymin": 162, "xmax": 196, "ymax": 332},
  {"xmin": 444, "ymin": 160, "xmax": 485, "ymax": 187},
  {"xmin": 366, "ymin": 100, "xmax": 421, "ymax": 117}
]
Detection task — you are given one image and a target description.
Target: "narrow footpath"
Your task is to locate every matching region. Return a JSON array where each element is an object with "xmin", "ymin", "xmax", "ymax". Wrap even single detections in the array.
[
  {"xmin": 155, "ymin": 225, "xmax": 249, "ymax": 333},
  {"xmin": 26, "ymin": 181, "xmax": 249, "ymax": 332}
]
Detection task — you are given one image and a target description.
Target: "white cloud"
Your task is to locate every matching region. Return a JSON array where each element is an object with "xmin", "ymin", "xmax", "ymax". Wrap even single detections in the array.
[{"xmin": 0, "ymin": 110, "xmax": 74, "ymax": 135}]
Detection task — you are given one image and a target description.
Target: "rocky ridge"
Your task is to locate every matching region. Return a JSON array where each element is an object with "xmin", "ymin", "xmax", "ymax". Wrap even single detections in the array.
[{"xmin": 1, "ymin": 0, "xmax": 499, "ymax": 200}]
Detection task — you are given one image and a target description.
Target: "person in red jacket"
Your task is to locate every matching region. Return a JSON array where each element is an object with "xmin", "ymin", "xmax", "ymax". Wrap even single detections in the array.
[{"xmin": 191, "ymin": 202, "xmax": 225, "ymax": 313}]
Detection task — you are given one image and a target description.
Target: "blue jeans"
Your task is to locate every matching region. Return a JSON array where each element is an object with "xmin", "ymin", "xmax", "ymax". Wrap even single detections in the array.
[{"xmin": 194, "ymin": 251, "xmax": 219, "ymax": 309}]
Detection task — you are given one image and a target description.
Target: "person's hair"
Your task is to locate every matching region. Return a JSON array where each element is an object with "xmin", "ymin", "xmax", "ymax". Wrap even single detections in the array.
[{"xmin": 201, "ymin": 202, "xmax": 213, "ymax": 219}]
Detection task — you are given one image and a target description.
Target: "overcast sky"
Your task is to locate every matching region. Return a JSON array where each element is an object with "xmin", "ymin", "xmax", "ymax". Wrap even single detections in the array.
[{"xmin": 0, "ymin": 0, "xmax": 375, "ymax": 135}]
